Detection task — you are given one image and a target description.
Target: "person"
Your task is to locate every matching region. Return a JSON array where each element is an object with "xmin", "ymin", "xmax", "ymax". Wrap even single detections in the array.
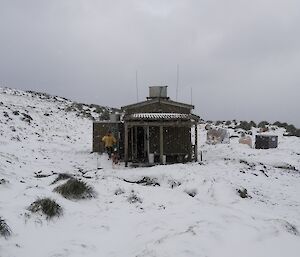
[{"xmin": 102, "ymin": 131, "xmax": 117, "ymax": 158}]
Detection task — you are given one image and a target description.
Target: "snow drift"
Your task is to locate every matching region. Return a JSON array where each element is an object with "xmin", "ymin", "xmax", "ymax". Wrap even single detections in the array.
[{"xmin": 1, "ymin": 88, "xmax": 300, "ymax": 257}]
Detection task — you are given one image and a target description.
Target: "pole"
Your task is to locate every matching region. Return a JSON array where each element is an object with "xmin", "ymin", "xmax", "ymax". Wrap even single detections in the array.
[
  {"xmin": 176, "ymin": 64, "xmax": 179, "ymax": 101},
  {"xmin": 97, "ymin": 152, "xmax": 98, "ymax": 169},
  {"xmin": 96, "ymin": 135, "xmax": 103, "ymax": 170},
  {"xmin": 96, "ymin": 152, "xmax": 102, "ymax": 170},
  {"xmin": 136, "ymin": 70, "xmax": 139, "ymax": 102},
  {"xmin": 194, "ymin": 124, "xmax": 198, "ymax": 162},
  {"xmin": 147, "ymin": 126, "xmax": 150, "ymax": 162},
  {"xmin": 160, "ymin": 126, "xmax": 164, "ymax": 164},
  {"xmin": 125, "ymin": 124, "xmax": 128, "ymax": 167}
]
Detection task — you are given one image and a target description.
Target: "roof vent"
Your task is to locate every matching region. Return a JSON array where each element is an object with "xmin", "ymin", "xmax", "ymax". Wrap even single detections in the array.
[{"xmin": 148, "ymin": 86, "xmax": 168, "ymax": 99}]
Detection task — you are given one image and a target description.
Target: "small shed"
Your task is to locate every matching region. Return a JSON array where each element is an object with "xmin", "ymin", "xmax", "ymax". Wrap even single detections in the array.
[
  {"xmin": 92, "ymin": 114, "xmax": 124, "ymax": 156},
  {"xmin": 121, "ymin": 86, "xmax": 200, "ymax": 166},
  {"xmin": 255, "ymin": 135, "xmax": 278, "ymax": 149}
]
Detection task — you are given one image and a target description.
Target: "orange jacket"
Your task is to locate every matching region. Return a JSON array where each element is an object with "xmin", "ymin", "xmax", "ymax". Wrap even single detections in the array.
[{"xmin": 102, "ymin": 134, "xmax": 117, "ymax": 147}]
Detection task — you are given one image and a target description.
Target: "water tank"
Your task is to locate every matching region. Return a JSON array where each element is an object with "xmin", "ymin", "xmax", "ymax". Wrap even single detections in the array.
[
  {"xmin": 109, "ymin": 113, "xmax": 120, "ymax": 122},
  {"xmin": 255, "ymin": 135, "xmax": 278, "ymax": 149},
  {"xmin": 149, "ymin": 86, "xmax": 168, "ymax": 98}
]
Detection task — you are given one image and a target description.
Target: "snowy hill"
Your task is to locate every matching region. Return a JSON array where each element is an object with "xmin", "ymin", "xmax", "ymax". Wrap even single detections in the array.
[{"xmin": 1, "ymin": 88, "xmax": 300, "ymax": 257}]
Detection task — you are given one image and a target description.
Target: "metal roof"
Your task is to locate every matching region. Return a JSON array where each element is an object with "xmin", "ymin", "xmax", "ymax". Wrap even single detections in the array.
[{"xmin": 124, "ymin": 112, "xmax": 199, "ymax": 121}]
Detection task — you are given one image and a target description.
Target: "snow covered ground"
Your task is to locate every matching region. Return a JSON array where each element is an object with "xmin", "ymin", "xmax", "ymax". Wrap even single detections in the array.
[{"xmin": 1, "ymin": 88, "xmax": 300, "ymax": 257}]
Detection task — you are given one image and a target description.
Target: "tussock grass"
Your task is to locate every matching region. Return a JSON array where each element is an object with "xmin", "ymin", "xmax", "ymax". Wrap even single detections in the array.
[
  {"xmin": 114, "ymin": 188, "xmax": 125, "ymax": 195},
  {"xmin": 54, "ymin": 178, "xmax": 95, "ymax": 199},
  {"xmin": 28, "ymin": 198, "xmax": 62, "ymax": 219},
  {"xmin": 51, "ymin": 173, "xmax": 73, "ymax": 185},
  {"xmin": 0, "ymin": 217, "xmax": 11, "ymax": 238},
  {"xmin": 168, "ymin": 179, "xmax": 181, "ymax": 188},
  {"xmin": 0, "ymin": 178, "xmax": 9, "ymax": 185}
]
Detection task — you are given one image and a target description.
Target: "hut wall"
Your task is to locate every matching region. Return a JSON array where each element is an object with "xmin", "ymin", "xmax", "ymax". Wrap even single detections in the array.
[
  {"xmin": 93, "ymin": 122, "xmax": 123, "ymax": 153},
  {"xmin": 148, "ymin": 126, "xmax": 192, "ymax": 162},
  {"xmin": 164, "ymin": 127, "xmax": 191, "ymax": 155},
  {"xmin": 149, "ymin": 126, "xmax": 160, "ymax": 154},
  {"xmin": 126, "ymin": 102, "xmax": 190, "ymax": 115}
]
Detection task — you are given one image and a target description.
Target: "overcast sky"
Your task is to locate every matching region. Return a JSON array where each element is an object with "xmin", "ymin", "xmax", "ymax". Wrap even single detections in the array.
[{"xmin": 0, "ymin": 0, "xmax": 299, "ymax": 126}]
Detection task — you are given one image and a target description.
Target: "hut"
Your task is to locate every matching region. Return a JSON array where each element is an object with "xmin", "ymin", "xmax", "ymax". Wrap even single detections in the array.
[
  {"xmin": 121, "ymin": 86, "xmax": 200, "ymax": 166},
  {"xmin": 255, "ymin": 135, "xmax": 278, "ymax": 149},
  {"xmin": 92, "ymin": 86, "xmax": 200, "ymax": 166}
]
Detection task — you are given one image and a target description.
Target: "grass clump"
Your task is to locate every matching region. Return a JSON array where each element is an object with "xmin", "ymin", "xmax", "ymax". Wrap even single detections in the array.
[
  {"xmin": 0, "ymin": 217, "xmax": 11, "ymax": 238},
  {"xmin": 283, "ymin": 221, "xmax": 299, "ymax": 236},
  {"xmin": 114, "ymin": 188, "xmax": 125, "ymax": 195},
  {"xmin": 0, "ymin": 178, "xmax": 9, "ymax": 185},
  {"xmin": 136, "ymin": 177, "xmax": 160, "ymax": 186},
  {"xmin": 51, "ymin": 173, "xmax": 73, "ymax": 185},
  {"xmin": 28, "ymin": 198, "xmax": 63, "ymax": 219},
  {"xmin": 238, "ymin": 121, "xmax": 252, "ymax": 131},
  {"xmin": 168, "ymin": 179, "xmax": 181, "ymax": 188},
  {"xmin": 258, "ymin": 121, "xmax": 269, "ymax": 128},
  {"xmin": 54, "ymin": 178, "xmax": 95, "ymax": 199}
]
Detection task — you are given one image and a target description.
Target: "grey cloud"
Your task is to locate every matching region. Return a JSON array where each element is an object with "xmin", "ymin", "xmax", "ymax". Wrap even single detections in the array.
[{"xmin": 0, "ymin": 0, "xmax": 299, "ymax": 126}]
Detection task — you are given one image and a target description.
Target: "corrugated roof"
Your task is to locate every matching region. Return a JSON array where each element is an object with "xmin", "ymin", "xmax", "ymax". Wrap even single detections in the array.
[{"xmin": 124, "ymin": 112, "xmax": 199, "ymax": 121}]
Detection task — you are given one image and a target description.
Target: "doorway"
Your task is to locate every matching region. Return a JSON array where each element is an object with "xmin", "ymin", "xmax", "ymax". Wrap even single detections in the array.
[{"xmin": 136, "ymin": 127, "xmax": 145, "ymax": 160}]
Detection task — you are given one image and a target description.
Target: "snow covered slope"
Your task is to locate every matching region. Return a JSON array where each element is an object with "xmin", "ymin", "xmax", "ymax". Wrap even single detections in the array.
[{"xmin": 1, "ymin": 88, "xmax": 300, "ymax": 257}]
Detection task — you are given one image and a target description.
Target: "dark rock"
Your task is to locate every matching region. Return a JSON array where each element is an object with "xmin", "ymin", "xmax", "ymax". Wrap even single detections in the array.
[{"xmin": 237, "ymin": 188, "xmax": 251, "ymax": 198}]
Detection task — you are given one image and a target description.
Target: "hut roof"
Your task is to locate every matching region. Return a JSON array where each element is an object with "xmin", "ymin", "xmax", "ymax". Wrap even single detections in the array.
[
  {"xmin": 124, "ymin": 112, "xmax": 200, "ymax": 121},
  {"xmin": 121, "ymin": 98, "xmax": 194, "ymax": 111}
]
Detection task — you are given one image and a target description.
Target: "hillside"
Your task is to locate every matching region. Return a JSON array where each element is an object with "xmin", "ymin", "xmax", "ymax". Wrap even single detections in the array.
[{"xmin": 1, "ymin": 88, "xmax": 300, "ymax": 257}]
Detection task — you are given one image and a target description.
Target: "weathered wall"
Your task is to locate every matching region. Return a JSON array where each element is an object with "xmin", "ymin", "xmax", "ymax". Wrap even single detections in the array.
[
  {"xmin": 163, "ymin": 126, "xmax": 191, "ymax": 155},
  {"xmin": 92, "ymin": 122, "xmax": 123, "ymax": 153},
  {"xmin": 148, "ymin": 126, "xmax": 192, "ymax": 162}
]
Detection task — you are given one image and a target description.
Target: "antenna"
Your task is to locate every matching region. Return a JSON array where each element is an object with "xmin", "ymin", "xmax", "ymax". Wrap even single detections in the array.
[
  {"xmin": 176, "ymin": 64, "xmax": 179, "ymax": 101},
  {"xmin": 135, "ymin": 70, "xmax": 139, "ymax": 102},
  {"xmin": 190, "ymin": 87, "xmax": 193, "ymax": 105}
]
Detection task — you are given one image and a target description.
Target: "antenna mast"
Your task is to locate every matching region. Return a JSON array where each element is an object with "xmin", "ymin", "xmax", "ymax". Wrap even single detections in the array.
[
  {"xmin": 176, "ymin": 64, "xmax": 179, "ymax": 101},
  {"xmin": 135, "ymin": 70, "xmax": 139, "ymax": 102}
]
